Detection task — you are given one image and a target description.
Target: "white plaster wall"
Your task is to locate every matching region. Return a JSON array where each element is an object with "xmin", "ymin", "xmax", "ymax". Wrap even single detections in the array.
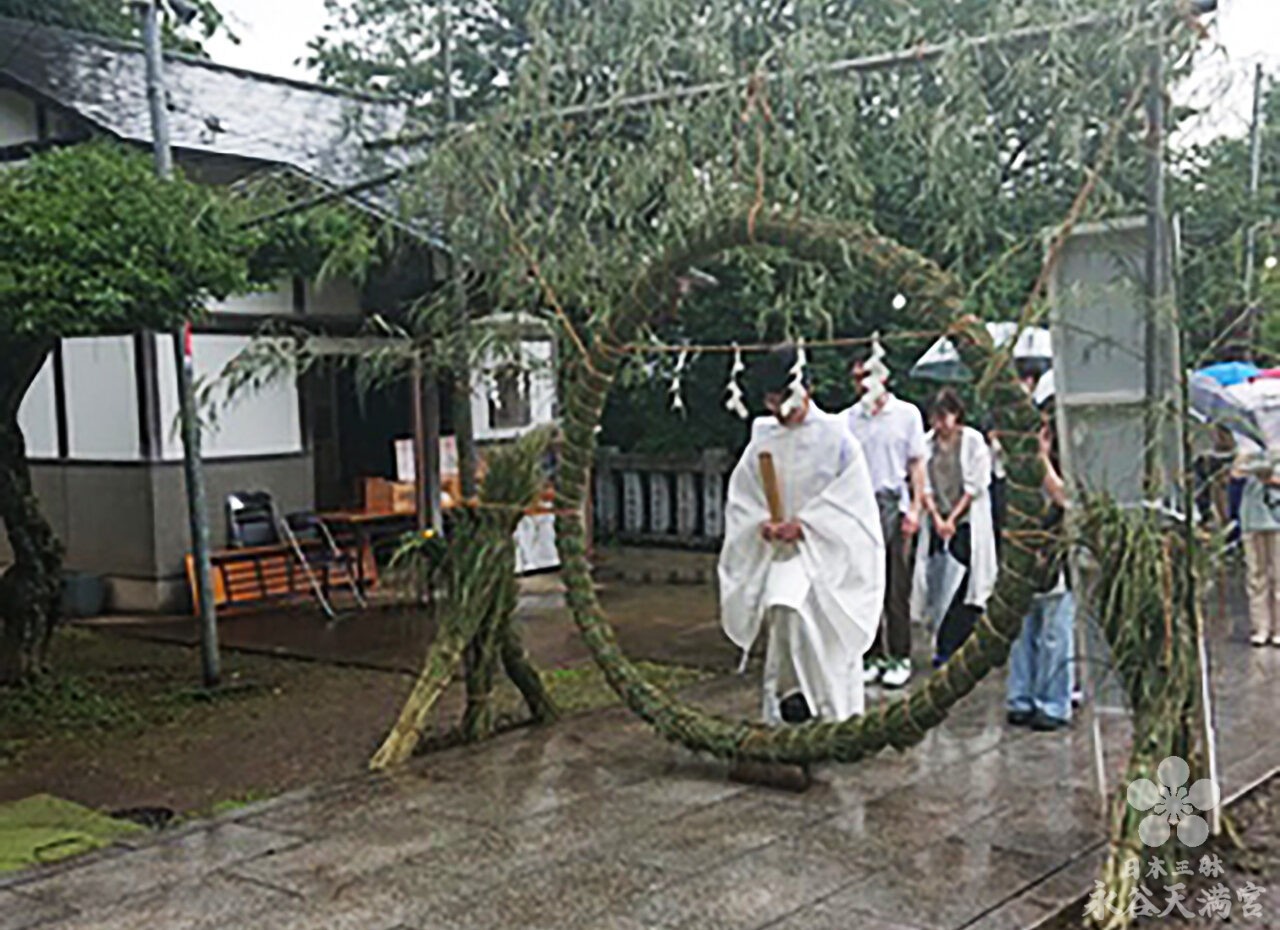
[
  {"xmin": 17, "ymin": 353, "xmax": 57, "ymax": 458},
  {"xmin": 63, "ymin": 336, "xmax": 140, "ymax": 460},
  {"xmin": 157, "ymin": 333, "xmax": 302, "ymax": 460},
  {"xmin": 0, "ymin": 89, "xmax": 37, "ymax": 147},
  {"xmin": 471, "ymin": 340, "xmax": 557, "ymax": 441}
]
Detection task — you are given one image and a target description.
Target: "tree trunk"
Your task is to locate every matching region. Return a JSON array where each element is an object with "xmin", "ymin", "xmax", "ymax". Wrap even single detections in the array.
[{"xmin": 0, "ymin": 338, "xmax": 63, "ymax": 685}]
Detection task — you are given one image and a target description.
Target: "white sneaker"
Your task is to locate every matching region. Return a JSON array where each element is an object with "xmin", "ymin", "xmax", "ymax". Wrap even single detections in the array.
[
  {"xmin": 863, "ymin": 660, "xmax": 882, "ymax": 685},
  {"xmin": 881, "ymin": 660, "xmax": 911, "ymax": 689},
  {"xmin": 1271, "ymin": 635, "xmax": 1280, "ymax": 647},
  {"xmin": 1251, "ymin": 634, "xmax": 1269, "ymax": 647}
]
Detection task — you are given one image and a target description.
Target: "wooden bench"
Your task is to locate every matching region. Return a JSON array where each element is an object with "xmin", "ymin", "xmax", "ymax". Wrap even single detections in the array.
[{"xmin": 184, "ymin": 538, "xmax": 375, "ymax": 616}]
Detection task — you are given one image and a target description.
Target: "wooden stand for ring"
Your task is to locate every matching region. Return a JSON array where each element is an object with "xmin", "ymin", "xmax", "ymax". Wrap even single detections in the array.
[{"xmin": 728, "ymin": 757, "xmax": 813, "ymax": 792}]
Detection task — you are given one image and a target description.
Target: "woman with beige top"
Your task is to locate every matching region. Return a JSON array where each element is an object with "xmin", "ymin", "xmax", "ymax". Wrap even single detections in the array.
[{"xmin": 1238, "ymin": 460, "xmax": 1280, "ymax": 646}]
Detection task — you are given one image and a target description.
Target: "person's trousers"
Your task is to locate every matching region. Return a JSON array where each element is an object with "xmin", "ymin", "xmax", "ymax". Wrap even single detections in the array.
[
  {"xmin": 1229, "ymin": 477, "xmax": 1245, "ymax": 545},
  {"xmin": 933, "ymin": 523, "xmax": 981, "ymax": 662},
  {"xmin": 871, "ymin": 491, "xmax": 911, "ymax": 662},
  {"xmin": 990, "ymin": 476, "xmax": 1007, "ymax": 557},
  {"xmin": 1006, "ymin": 590, "xmax": 1075, "ymax": 722},
  {"xmin": 1244, "ymin": 530, "xmax": 1280, "ymax": 641}
]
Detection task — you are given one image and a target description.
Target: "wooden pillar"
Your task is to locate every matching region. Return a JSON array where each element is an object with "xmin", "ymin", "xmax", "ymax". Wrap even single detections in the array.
[{"xmin": 412, "ymin": 359, "xmax": 444, "ymax": 533}]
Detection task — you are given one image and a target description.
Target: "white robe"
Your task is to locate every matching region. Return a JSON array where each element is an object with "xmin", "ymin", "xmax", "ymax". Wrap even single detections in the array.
[
  {"xmin": 718, "ymin": 407, "xmax": 885, "ymax": 723},
  {"xmin": 910, "ymin": 425, "xmax": 999, "ymax": 626}
]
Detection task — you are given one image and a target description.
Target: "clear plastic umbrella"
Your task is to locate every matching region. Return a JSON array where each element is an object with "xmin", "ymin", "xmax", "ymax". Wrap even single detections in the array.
[
  {"xmin": 1227, "ymin": 377, "xmax": 1280, "ymax": 470},
  {"xmin": 910, "ymin": 323, "xmax": 1052, "ymax": 383},
  {"xmin": 1189, "ymin": 371, "xmax": 1267, "ymax": 448}
]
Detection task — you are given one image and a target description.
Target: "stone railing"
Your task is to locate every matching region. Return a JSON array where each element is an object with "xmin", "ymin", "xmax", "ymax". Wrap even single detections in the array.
[{"xmin": 592, "ymin": 447, "xmax": 733, "ymax": 549}]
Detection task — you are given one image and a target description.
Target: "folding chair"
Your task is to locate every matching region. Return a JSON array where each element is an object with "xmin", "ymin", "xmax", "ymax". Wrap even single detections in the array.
[
  {"xmin": 225, "ymin": 491, "xmax": 365, "ymax": 618},
  {"xmin": 278, "ymin": 510, "xmax": 367, "ymax": 613}
]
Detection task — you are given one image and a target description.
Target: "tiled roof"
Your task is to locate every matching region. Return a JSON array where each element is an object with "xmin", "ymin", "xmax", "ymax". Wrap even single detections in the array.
[{"xmin": 0, "ymin": 15, "xmax": 411, "ymax": 195}]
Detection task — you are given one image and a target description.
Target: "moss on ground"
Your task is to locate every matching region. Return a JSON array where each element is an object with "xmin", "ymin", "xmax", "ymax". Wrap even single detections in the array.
[{"xmin": 0, "ymin": 794, "xmax": 143, "ymax": 873}]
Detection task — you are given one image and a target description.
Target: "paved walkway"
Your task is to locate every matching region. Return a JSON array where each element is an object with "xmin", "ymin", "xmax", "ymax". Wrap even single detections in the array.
[{"xmin": 4, "ymin": 618, "xmax": 1278, "ymax": 930}]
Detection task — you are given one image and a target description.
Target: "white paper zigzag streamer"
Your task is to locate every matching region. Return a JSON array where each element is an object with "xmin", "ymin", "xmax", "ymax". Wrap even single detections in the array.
[
  {"xmin": 779, "ymin": 339, "xmax": 807, "ymax": 418},
  {"xmin": 668, "ymin": 348, "xmax": 690, "ymax": 414},
  {"xmin": 864, "ymin": 331, "xmax": 890, "ymax": 406},
  {"xmin": 723, "ymin": 344, "xmax": 748, "ymax": 419}
]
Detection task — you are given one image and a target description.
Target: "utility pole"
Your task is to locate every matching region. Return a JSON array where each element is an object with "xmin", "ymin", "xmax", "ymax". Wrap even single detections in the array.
[
  {"xmin": 1143, "ymin": 36, "xmax": 1168, "ymax": 493},
  {"xmin": 440, "ymin": 2, "xmax": 479, "ymax": 500},
  {"xmin": 139, "ymin": 0, "xmax": 220, "ymax": 687},
  {"xmin": 1244, "ymin": 64, "xmax": 1265, "ymax": 320}
]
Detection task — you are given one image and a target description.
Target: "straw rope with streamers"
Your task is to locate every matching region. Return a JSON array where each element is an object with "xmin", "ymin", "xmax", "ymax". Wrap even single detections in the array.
[{"xmin": 617, "ymin": 327, "xmax": 951, "ymax": 355}]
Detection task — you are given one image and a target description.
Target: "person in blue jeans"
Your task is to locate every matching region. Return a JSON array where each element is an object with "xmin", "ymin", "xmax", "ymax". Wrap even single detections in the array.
[{"xmin": 1006, "ymin": 372, "xmax": 1074, "ymax": 732}]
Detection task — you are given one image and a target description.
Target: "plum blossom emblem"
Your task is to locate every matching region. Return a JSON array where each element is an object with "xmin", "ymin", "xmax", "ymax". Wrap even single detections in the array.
[{"xmin": 1127, "ymin": 756, "xmax": 1220, "ymax": 848}]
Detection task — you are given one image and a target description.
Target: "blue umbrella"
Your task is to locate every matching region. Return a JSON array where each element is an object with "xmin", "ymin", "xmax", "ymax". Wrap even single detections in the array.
[{"xmin": 1194, "ymin": 361, "xmax": 1260, "ymax": 387}]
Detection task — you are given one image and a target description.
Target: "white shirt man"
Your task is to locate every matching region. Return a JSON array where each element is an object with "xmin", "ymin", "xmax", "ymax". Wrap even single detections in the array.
[
  {"xmin": 719, "ymin": 346, "xmax": 885, "ymax": 723},
  {"xmin": 843, "ymin": 359, "xmax": 927, "ymax": 689}
]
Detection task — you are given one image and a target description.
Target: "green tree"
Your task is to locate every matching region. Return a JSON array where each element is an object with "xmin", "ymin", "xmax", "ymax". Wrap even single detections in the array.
[
  {"xmin": 413, "ymin": 0, "xmax": 1158, "ymax": 454},
  {"xmin": 1172, "ymin": 77, "xmax": 1280, "ymax": 366},
  {"xmin": 0, "ymin": 143, "xmax": 246, "ymax": 685},
  {"xmin": 309, "ymin": 0, "xmax": 1179, "ymax": 458},
  {"xmin": 0, "ymin": 0, "xmax": 132, "ymax": 36},
  {"xmin": 308, "ymin": 0, "xmax": 539, "ymax": 119},
  {"xmin": 0, "ymin": 0, "xmax": 230, "ymax": 52}
]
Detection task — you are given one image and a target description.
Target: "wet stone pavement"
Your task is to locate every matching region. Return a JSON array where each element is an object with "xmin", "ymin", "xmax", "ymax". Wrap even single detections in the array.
[{"xmin": 12, "ymin": 587, "xmax": 1280, "ymax": 929}]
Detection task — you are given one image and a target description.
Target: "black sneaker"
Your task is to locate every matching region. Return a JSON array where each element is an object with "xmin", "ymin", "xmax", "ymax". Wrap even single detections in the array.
[
  {"xmin": 779, "ymin": 692, "xmax": 813, "ymax": 724},
  {"xmin": 1006, "ymin": 709, "xmax": 1034, "ymax": 727},
  {"xmin": 1030, "ymin": 711, "xmax": 1070, "ymax": 732}
]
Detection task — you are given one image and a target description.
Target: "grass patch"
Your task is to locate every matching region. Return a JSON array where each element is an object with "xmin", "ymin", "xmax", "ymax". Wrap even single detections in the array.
[
  {"xmin": 0, "ymin": 629, "xmax": 293, "ymax": 766},
  {"xmin": 0, "ymin": 794, "xmax": 143, "ymax": 873},
  {"xmin": 536, "ymin": 661, "xmax": 713, "ymax": 716},
  {"xmin": 202, "ymin": 788, "xmax": 275, "ymax": 819},
  {"xmin": 1, "ymin": 675, "xmax": 146, "ymax": 741}
]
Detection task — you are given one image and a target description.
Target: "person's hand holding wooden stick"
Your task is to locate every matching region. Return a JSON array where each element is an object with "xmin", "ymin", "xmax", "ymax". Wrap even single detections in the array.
[{"xmin": 759, "ymin": 452, "xmax": 803, "ymax": 542}]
